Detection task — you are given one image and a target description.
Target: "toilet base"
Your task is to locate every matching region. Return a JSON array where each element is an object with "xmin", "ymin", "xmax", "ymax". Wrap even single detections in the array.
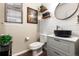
[
  {"xmin": 29, "ymin": 42, "xmax": 44, "ymax": 56},
  {"xmin": 33, "ymin": 50, "xmax": 43, "ymax": 56}
]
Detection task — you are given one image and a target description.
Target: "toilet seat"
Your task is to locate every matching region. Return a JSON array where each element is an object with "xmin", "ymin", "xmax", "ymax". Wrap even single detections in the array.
[{"xmin": 29, "ymin": 42, "xmax": 44, "ymax": 50}]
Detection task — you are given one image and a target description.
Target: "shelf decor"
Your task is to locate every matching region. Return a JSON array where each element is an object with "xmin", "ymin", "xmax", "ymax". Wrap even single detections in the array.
[
  {"xmin": 39, "ymin": 5, "xmax": 51, "ymax": 19},
  {"xmin": 39, "ymin": 5, "xmax": 47, "ymax": 13},
  {"xmin": 0, "ymin": 34, "xmax": 12, "ymax": 46}
]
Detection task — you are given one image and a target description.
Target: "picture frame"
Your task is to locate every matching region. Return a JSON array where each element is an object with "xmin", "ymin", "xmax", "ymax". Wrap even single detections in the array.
[
  {"xmin": 5, "ymin": 3, "xmax": 23, "ymax": 24},
  {"xmin": 27, "ymin": 7, "xmax": 38, "ymax": 24}
]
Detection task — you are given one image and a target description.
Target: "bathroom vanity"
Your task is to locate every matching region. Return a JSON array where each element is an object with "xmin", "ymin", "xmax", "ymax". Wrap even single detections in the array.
[{"xmin": 47, "ymin": 35, "xmax": 79, "ymax": 56}]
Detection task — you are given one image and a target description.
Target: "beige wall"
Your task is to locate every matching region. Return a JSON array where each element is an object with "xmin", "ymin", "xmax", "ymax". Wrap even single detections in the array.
[
  {"xmin": 0, "ymin": 3, "xmax": 4, "ymax": 34},
  {"xmin": 0, "ymin": 3, "xmax": 49, "ymax": 54},
  {"xmin": 4, "ymin": 3, "xmax": 41, "ymax": 54}
]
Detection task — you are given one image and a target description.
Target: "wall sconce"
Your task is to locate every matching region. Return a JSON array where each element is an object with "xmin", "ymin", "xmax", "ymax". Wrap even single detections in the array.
[
  {"xmin": 42, "ymin": 12, "xmax": 51, "ymax": 19},
  {"xmin": 28, "ymin": 14, "xmax": 36, "ymax": 22}
]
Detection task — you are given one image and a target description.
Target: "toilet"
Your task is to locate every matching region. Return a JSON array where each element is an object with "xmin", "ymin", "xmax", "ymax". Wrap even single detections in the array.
[{"xmin": 29, "ymin": 34, "xmax": 47, "ymax": 56}]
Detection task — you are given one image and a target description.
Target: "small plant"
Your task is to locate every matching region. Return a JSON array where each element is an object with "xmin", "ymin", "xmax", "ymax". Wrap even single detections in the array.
[{"xmin": 0, "ymin": 34, "xmax": 12, "ymax": 45}]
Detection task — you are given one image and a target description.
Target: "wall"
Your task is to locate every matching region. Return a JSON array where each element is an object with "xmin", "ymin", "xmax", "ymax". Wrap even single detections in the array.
[
  {"xmin": 0, "ymin": 3, "xmax": 49, "ymax": 55},
  {"xmin": 39, "ymin": 3, "xmax": 79, "ymax": 37},
  {"xmin": 1, "ymin": 3, "xmax": 79, "ymax": 55},
  {"xmin": 0, "ymin": 3, "xmax": 5, "ymax": 34},
  {"xmin": 4, "ymin": 3, "xmax": 41, "ymax": 54}
]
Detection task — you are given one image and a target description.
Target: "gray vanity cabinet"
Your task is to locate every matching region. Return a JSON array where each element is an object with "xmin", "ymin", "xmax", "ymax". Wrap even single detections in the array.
[{"xmin": 47, "ymin": 36, "xmax": 79, "ymax": 56}]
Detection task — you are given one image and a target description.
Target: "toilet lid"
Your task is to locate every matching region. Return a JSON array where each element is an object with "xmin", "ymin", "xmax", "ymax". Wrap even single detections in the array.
[{"xmin": 30, "ymin": 42, "xmax": 44, "ymax": 48}]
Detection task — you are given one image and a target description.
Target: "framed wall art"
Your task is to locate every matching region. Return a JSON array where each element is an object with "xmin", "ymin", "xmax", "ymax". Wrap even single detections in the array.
[{"xmin": 27, "ymin": 7, "xmax": 38, "ymax": 24}]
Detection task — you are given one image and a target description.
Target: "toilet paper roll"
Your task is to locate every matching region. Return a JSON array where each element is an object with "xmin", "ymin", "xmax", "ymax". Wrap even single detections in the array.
[
  {"xmin": 25, "ymin": 37, "xmax": 30, "ymax": 41},
  {"xmin": 26, "ymin": 37, "xmax": 30, "ymax": 40}
]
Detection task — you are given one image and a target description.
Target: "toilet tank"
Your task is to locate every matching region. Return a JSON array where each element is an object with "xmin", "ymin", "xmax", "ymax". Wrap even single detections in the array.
[{"xmin": 40, "ymin": 34, "xmax": 47, "ymax": 43}]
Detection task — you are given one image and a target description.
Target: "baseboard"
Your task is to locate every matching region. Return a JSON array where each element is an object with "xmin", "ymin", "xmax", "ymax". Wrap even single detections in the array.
[{"xmin": 12, "ymin": 49, "xmax": 30, "ymax": 56}]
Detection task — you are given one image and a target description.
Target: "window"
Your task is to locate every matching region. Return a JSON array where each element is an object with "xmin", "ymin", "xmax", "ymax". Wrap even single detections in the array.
[{"xmin": 5, "ymin": 3, "xmax": 23, "ymax": 24}]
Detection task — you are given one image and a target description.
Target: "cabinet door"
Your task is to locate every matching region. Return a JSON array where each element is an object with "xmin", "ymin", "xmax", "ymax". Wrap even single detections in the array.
[
  {"xmin": 47, "ymin": 46, "xmax": 66, "ymax": 56},
  {"xmin": 47, "ymin": 37, "xmax": 75, "ymax": 55},
  {"xmin": 0, "ymin": 3, "xmax": 4, "ymax": 34}
]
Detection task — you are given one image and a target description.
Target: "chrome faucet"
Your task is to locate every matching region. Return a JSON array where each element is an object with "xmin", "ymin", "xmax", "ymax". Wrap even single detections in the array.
[{"xmin": 56, "ymin": 25, "xmax": 60, "ymax": 30}]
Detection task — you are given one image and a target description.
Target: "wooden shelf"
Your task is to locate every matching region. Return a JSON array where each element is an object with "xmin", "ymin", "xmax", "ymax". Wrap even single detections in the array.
[{"xmin": 42, "ymin": 16, "xmax": 51, "ymax": 19}]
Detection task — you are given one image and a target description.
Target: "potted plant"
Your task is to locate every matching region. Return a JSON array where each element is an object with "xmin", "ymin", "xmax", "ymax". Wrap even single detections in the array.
[
  {"xmin": 0, "ymin": 34, "xmax": 12, "ymax": 46},
  {"xmin": 0, "ymin": 34, "xmax": 12, "ymax": 56}
]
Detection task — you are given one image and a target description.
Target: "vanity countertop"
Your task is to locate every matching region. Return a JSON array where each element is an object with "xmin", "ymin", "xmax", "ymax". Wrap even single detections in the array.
[{"xmin": 40, "ymin": 33, "xmax": 79, "ymax": 43}]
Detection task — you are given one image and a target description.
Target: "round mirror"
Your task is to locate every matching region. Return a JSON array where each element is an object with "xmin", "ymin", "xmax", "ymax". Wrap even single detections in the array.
[{"xmin": 54, "ymin": 3, "xmax": 79, "ymax": 20}]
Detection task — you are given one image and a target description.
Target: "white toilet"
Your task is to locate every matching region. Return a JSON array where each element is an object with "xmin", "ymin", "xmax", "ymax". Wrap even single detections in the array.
[{"xmin": 29, "ymin": 34, "xmax": 47, "ymax": 56}]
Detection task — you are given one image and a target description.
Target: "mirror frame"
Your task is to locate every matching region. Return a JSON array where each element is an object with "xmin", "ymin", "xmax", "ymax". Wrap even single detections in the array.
[{"xmin": 54, "ymin": 3, "xmax": 79, "ymax": 20}]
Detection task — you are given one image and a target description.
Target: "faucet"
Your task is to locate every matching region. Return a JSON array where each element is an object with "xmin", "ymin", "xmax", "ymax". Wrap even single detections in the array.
[{"xmin": 56, "ymin": 25, "xmax": 60, "ymax": 30}]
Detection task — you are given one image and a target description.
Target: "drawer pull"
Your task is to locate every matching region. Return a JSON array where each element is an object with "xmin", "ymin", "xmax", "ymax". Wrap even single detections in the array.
[{"xmin": 54, "ymin": 51, "xmax": 60, "ymax": 55}]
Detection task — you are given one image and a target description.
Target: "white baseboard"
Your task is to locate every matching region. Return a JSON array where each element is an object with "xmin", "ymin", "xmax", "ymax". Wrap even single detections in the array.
[{"xmin": 12, "ymin": 49, "xmax": 30, "ymax": 56}]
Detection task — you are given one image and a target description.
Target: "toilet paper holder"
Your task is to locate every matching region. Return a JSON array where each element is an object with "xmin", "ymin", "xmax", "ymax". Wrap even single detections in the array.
[{"xmin": 25, "ymin": 37, "xmax": 30, "ymax": 41}]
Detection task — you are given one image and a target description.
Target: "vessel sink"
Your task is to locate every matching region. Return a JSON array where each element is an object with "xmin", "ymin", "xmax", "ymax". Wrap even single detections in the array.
[{"xmin": 54, "ymin": 30, "xmax": 72, "ymax": 37}]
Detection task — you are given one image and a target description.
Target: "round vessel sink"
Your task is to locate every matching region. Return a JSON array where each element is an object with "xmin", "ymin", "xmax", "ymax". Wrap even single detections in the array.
[{"xmin": 54, "ymin": 30, "xmax": 72, "ymax": 37}]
